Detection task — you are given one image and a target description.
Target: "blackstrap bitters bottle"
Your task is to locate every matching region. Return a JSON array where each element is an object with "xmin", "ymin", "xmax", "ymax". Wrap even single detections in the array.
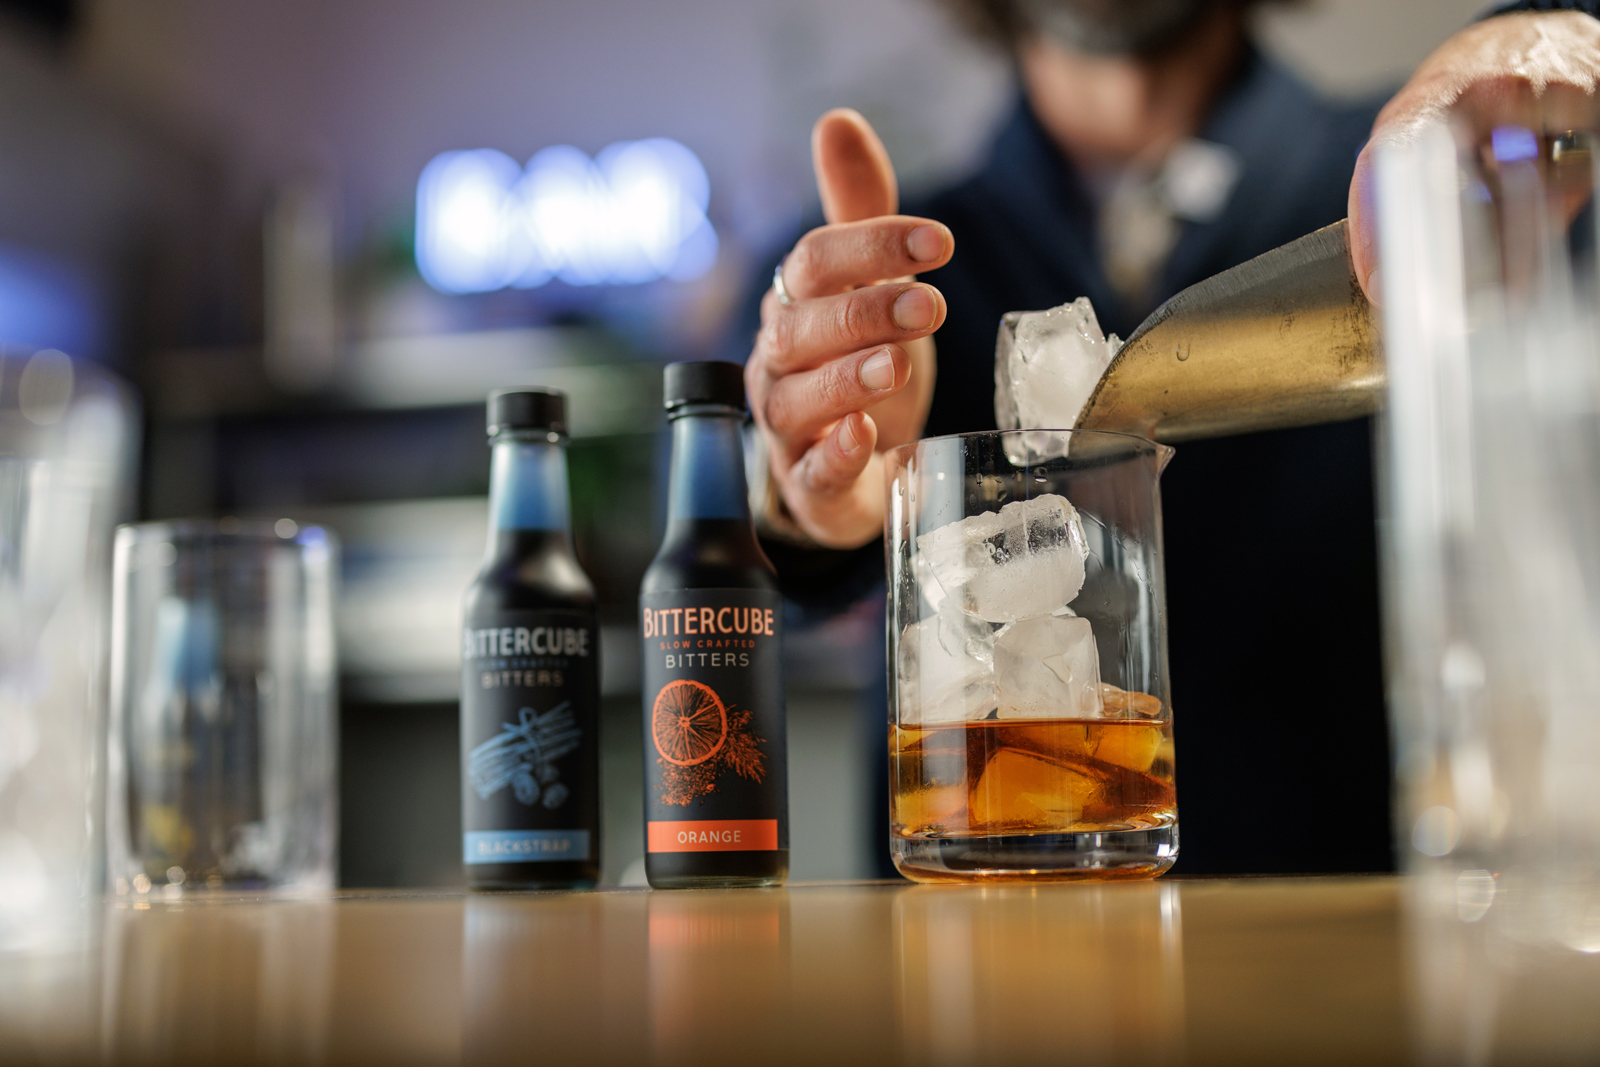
[
  {"xmin": 640, "ymin": 361, "xmax": 788, "ymax": 888},
  {"xmin": 460, "ymin": 388, "xmax": 600, "ymax": 889}
]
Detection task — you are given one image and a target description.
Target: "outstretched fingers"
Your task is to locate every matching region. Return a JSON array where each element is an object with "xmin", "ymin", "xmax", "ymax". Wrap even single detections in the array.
[
  {"xmin": 792, "ymin": 412, "xmax": 878, "ymax": 496},
  {"xmin": 813, "ymin": 108, "xmax": 898, "ymax": 224},
  {"xmin": 746, "ymin": 107, "xmax": 927, "ymax": 549},
  {"xmin": 781, "ymin": 216, "xmax": 952, "ymax": 300},
  {"xmin": 759, "ymin": 282, "xmax": 945, "ymax": 378},
  {"xmin": 764, "ymin": 344, "xmax": 910, "ymax": 444}
]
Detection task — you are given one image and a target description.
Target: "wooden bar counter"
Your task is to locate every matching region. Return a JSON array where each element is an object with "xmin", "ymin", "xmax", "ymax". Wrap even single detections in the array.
[{"xmin": 4, "ymin": 876, "xmax": 1599, "ymax": 1065}]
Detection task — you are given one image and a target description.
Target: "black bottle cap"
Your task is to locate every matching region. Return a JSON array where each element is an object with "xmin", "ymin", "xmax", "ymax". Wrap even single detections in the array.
[
  {"xmin": 487, "ymin": 388, "xmax": 567, "ymax": 437},
  {"xmin": 663, "ymin": 361, "xmax": 746, "ymax": 413}
]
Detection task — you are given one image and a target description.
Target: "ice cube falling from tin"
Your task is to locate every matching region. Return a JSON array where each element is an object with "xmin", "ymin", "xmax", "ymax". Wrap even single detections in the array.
[
  {"xmin": 994, "ymin": 221, "xmax": 1382, "ymax": 441},
  {"xmin": 994, "ymin": 297, "xmax": 1122, "ymax": 434}
]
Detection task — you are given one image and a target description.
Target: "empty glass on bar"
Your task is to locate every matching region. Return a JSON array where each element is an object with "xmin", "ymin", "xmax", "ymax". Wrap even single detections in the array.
[
  {"xmin": 886, "ymin": 430, "xmax": 1176, "ymax": 881},
  {"xmin": 107, "ymin": 520, "xmax": 338, "ymax": 895}
]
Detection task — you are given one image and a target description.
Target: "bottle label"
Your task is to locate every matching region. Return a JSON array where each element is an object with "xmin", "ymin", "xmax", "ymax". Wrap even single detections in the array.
[
  {"xmin": 640, "ymin": 589, "xmax": 787, "ymax": 852},
  {"xmin": 460, "ymin": 610, "xmax": 599, "ymax": 864}
]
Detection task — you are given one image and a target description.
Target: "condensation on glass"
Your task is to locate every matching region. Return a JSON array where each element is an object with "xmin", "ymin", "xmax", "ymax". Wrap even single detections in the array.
[{"xmin": 885, "ymin": 429, "xmax": 1176, "ymax": 882}]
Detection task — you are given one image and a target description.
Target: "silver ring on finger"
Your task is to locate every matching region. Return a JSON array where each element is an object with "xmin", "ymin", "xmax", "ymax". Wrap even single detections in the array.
[{"xmin": 771, "ymin": 256, "xmax": 794, "ymax": 306}]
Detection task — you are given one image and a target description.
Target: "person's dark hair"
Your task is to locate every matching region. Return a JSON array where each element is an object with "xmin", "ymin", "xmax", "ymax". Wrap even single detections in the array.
[
  {"xmin": 938, "ymin": 0, "xmax": 1029, "ymax": 46},
  {"xmin": 938, "ymin": 0, "xmax": 1291, "ymax": 55}
]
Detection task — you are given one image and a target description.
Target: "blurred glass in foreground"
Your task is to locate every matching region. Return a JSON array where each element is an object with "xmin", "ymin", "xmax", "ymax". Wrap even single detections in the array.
[
  {"xmin": 107, "ymin": 521, "xmax": 338, "ymax": 896},
  {"xmin": 416, "ymin": 140, "xmax": 717, "ymax": 293},
  {"xmin": 0, "ymin": 349, "xmax": 133, "ymax": 951},
  {"xmin": 1378, "ymin": 121, "xmax": 1600, "ymax": 952}
]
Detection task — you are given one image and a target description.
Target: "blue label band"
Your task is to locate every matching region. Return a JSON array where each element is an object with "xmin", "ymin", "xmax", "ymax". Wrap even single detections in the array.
[{"xmin": 464, "ymin": 830, "xmax": 591, "ymax": 864}]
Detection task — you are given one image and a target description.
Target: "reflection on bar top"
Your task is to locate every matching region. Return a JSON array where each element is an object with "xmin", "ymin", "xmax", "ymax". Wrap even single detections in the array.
[{"xmin": 7, "ymin": 877, "xmax": 1600, "ymax": 1065}]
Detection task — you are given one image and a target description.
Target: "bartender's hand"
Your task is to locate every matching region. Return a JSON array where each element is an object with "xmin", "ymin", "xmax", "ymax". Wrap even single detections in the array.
[
  {"xmin": 745, "ymin": 109, "xmax": 952, "ymax": 549},
  {"xmin": 1350, "ymin": 10, "xmax": 1600, "ymax": 304}
]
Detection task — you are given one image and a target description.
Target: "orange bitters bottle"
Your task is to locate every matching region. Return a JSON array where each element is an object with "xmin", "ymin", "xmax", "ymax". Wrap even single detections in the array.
[{"xmin": 639, "ymin": 362, "xmax": 789, "ymax": 889}]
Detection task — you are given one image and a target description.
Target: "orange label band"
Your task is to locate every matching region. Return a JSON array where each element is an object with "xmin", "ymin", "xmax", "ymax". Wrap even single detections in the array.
[{"xmin": 647, "ymin": 819, "xmax": 779, "ymax": 853}]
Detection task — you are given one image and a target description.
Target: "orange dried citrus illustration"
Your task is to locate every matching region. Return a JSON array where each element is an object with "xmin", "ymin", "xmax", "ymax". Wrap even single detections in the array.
[{"xmin": 652, "ymin": 679, "xmax": 728, "ymax": 766}]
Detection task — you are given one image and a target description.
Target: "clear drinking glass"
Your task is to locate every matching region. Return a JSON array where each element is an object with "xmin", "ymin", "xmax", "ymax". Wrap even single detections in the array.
[
  {"xmin": 1378, "ymin": 121, "xmax": 1600, "ymax": 949},
  {"xmin": 0, "ymin": 350, "xmax": 134, "ymax": 950},
  {"xmin": 886, "ymin": 430, "xmax": 1176, "ymax": 881},
  {"xmin": 106, "ymin": 520, "xmax": 338, "ymax": 895}
]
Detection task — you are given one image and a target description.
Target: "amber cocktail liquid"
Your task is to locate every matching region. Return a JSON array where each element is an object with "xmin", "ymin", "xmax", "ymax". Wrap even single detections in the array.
[
  {"xmin": 891, "ymin": 706, "xmax": 1175, "ymax": 881},
  {"xmin": 895, "ymin": 715, "xmax": 1174, "ymax": 835}
]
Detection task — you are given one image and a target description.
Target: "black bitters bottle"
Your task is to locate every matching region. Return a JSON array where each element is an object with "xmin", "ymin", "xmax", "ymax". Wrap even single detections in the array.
[
  {"xmin": 460, "ymin": 388, "xmax": 600, "ymax": 889},
  {"xmin": 640, "ymin": 361, "xmax": 789, "ymax": 888}
]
